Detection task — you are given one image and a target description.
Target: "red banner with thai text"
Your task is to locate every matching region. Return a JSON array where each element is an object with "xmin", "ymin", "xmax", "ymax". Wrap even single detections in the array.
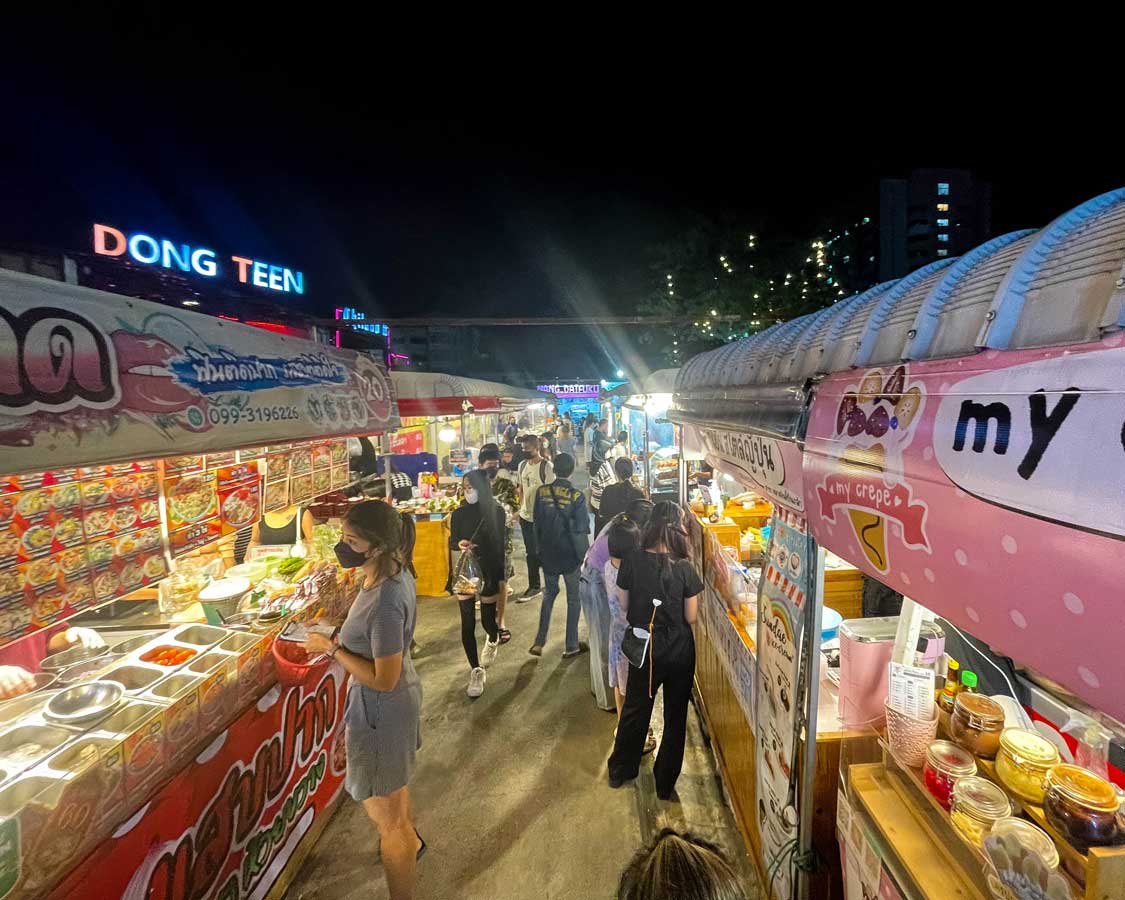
[{"xmin": 49, "ymin": 668, "xmax": 348, "ymax": 900}]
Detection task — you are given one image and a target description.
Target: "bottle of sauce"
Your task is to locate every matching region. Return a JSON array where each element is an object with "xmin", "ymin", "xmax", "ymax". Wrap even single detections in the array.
[
  {"xmin": 961, "ymin": 670, "xmax": 979, "ymax": 694},
  {"xmin": 939, "ymin": 658, "xmax": 961, "ymax": 713}
]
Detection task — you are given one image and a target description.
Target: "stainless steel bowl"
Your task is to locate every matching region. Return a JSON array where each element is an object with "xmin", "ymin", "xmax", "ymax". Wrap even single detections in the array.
[
  {"xmin": 40, "ymin": 644, "xmax": 111, "ymax": 672},
  {"xmin": 44, "ymin": 680, "xmax": 124, "ymax": 725}
]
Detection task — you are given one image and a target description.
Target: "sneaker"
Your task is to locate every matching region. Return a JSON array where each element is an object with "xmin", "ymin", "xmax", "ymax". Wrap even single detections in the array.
[
  {"xmin": 518, "ymin": 587, "xmax": 541, "ymax": 603},
  {"xmin": 467, "ymin": 667, "xmax": 486, "ymax": 698},
  {"xmin": 481, "ymin": 637, "xmax": 500, "ymax": 667},
  {"xmin": 562, "ymin": 641, "xmax": 589, "ymax": 659},
  {"xmin": 529, "ymin": 644, "xmax": 543, "ymax": 657}
]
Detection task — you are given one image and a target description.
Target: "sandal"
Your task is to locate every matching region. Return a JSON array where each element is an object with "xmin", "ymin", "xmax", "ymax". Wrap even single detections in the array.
[
  {"xmin": 643, "ymin": 730, "xmax": 657, "ymax": 755},
  {"xmin": 497, "ymin": 628, "xmax": 511, "ymax": 645}
]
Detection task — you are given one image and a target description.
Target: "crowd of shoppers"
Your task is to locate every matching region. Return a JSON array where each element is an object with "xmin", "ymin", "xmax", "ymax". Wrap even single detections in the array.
[{"xmin": 302, "ymin": 416, "xmax": 746, "ymax": 900}]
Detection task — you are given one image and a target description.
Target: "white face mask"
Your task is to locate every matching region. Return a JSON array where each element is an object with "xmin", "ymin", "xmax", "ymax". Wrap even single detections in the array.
[{"xmin": 465, "ymin": 488, "xmax": 479, "ymax": 504}]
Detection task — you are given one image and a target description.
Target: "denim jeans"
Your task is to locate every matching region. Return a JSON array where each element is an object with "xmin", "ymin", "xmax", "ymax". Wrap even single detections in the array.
[{"xmin": 536, "ymin": 568, "xmax": 581, "ymax": 651}]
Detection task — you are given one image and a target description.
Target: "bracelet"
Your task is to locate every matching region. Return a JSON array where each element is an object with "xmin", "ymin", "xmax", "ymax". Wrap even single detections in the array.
[{"xmin": 328, "ymin": 641, "xmax": 340, "ymax": 659}]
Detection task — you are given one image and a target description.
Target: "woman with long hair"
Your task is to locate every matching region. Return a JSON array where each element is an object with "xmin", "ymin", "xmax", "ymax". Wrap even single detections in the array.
[
  {"xmin": 448, "ymin": 468, "xmax": 506, "ymax": 697},
  {"xmin": 607, "ymin": 501, "xmax": 704, "ymax": 800},
  {"xmin": 618, "ymin": 829, "xmax": 748, "ymax": 900},
  {"xmin": 302, "ymin": 502, "xmax": 423, "ymax": 900}
]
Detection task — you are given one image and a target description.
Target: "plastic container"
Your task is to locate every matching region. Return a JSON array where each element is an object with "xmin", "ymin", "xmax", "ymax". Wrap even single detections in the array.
[
  {"xmin": 994, "ymin": 728, "xmax": 1061, "ymax": 804},
  {"xmin": 987, "ymin": 817, "xmax": 1059, "ymax": 871},
  {"xmin": 198, "ymin": 577, "xmax": 250, "ymax": 625},
  {"xmin": 885, "ymin": 700, "xmax": 939, "ymax": 768},
  {"xmin": 950, "ymin": 776, "xmax": 1012, "ymax": 846},
  {"xmin": 923, "ymin": 740, "xmax": 976, "ymax": 810},
  {"xmin": 1044, "ymin": 764, "xmax": 1121, "ymax": 852},
  {"xmin": 950, "ymin": 692, "xmax": 1006, "ymax": 759}
]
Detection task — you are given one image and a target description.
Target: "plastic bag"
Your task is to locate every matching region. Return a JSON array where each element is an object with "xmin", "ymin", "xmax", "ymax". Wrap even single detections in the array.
[{"xmin": 452, "ymin": 548, "xmax": 483, "ymax": 597}]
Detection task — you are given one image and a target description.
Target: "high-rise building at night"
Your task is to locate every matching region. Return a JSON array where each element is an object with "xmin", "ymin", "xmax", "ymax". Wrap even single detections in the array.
[{"xmin": 878, "ymin": 169, "xmax": 992, "ymax": 280}]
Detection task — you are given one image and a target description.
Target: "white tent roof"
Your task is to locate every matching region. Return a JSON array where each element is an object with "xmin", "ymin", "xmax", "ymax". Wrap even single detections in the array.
[{"xmin": 390, "ymin": 370, "xmax": 550, "ymax": 408}]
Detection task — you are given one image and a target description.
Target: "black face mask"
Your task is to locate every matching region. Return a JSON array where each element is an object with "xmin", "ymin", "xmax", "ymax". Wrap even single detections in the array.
[
  {"xmin": 484, "ymin": 467, "xmax": 498, "ymax": 480},
  {"xmin": 334, "ymin": 541, "xmax": 370, "ymax": 569}
]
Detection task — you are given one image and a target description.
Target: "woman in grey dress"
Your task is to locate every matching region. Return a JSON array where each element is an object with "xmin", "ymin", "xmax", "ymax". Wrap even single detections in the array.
[{"xmin": 303, "ymin": 501, "xmax": 423, "ymax": 900}]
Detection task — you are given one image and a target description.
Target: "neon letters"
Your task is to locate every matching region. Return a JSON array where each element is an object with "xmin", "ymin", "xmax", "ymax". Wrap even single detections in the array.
[{"xmin": 93, "ymin": 223, "xmax": 304, "ymax": 294}]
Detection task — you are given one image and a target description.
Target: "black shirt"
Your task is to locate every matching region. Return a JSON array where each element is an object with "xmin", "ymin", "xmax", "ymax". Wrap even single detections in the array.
[
  {"xmin": 617, "ymin": 550, "xmax": 704, "ymax": 664},
  {"xmin": 448, "ymin": 502, "xmax": 506, "ymax": 578},
  {"xmin": 599, "ymin": 481, "xmax": 645, "ymax": 523}
]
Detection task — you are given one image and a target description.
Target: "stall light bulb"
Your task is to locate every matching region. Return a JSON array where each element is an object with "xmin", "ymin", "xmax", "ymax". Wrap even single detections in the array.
[{"xmin": 439, "ymin": 426, "xmax": 457, "ymax": 442}]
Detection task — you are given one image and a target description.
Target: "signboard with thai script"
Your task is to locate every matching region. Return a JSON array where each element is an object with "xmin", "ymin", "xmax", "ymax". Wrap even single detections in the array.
[
  {"xmin": 698, "ymin": 426, "xmax": 805, "ymax": 512},
  {"xmin": 0, "ymin": 270, "xmax": 397, "ymax": 475}
]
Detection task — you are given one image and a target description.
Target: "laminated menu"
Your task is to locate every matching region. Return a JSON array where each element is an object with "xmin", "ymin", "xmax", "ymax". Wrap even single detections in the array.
[
  {"xmin": 0, "ymin": 468, "xmax": 80, "ymax": 492},
  {"xmin": 290, "ymin": 446, "xmax": 313, "ymax": 476},
  {"xmin": 163, "ymin": 455, "xmax": 204, "ymax": 476},
  {"xmin": 330, "ymin": 440, "xmax": 348, "ymax": 466},
  {"xmin": 311, "ymin": 468, "xmax": 331, "ymax": 498},
  {"xmin": 165, "ymin": 471, "xmax": 221, "ymax": 557},
  {"xmin": 88, "ymin": 531, "xmax": 168, "ymax": 601},
  {"xmin": 263, "ymin": 479, "xmax": 289, "ymax": 512},
  {"xmin": 264, "ymin": 450, "xmax": 291, "ymax": 483},
  {"xmin": 331, "ymin": 464, "xmax": 350, "ymax": 489},
  {"xmin": 290, "ymin": 472, "xmax": 313, "ymax": 502},
  {"xmin": 205, "ymin": 451, "xmax": 237, "ymax": 468},
  {"xmin": 80, "ymin": 476, "xmax": 160, "ymax": 542},
  {"xmin": 0, "ymin": 484, "xmax": 86, "ymax": 567},
  {"xmin": 217, "ymin": 463, "xmax": 261, "ymax": 535}
]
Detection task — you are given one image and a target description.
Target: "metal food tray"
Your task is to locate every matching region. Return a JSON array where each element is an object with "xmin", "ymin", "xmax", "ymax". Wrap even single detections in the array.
[
  {"xmin": 185, "ymin": 648, "xmax": 239, "ymax": 675},
  {"xmin": 0, "ymin": 722, "xmax": 80, "ymax": 780},
  {"xmin": 119, "ymin": 636, "xmax": 211, "ymax": 672},
  {"xmin": 143, "ymin": 672, "xmax": 204, "ymax": 704},
  {"xmin": 165, "ymin": 624, "xmax": 232, "ymax": 649},
  {"xmin": 0, "ymin": 771, "xmax": 68, "ymax": 817},
  {"xmin": 99, "ymin": 661, "xmax": 171, "ymax": 695}
]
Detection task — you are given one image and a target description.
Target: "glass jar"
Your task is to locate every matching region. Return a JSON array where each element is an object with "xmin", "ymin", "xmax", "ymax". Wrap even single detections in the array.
[
  {"xmin": 950, "ymin": 693, "xmax": 1006, "ymax": 759},
  {"xmin": 994, "ymin": 728, "xmax": 1061, "ymax": 804},
  {"xmin": 923, "ymin": 740, "xmax": 977, "ymax": 810},
  {"xmin": 987, "ymin": 817, "xmax": 1060, "ymax": 871},
  {"xmin": 950, "ymin": 776, "xmax": 1012, "ymax": 846},
  {"xmin": 1044, "ymin": 764, "xmax": 1121, "ymax": 852}
]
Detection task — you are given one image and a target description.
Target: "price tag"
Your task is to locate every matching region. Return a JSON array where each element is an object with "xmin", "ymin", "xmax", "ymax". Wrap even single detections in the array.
[{"xmin": 887, "ymin": 661, "xmax": 935, "ymax": 719}]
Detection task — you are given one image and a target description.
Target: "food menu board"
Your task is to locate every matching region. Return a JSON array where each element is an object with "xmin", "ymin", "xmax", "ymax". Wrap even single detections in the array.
[
  {"xmin": 164, "ymin": 470, "xmax": 221, "ymax": 557},
  {"xmin": 216, "ymin": 463, "xmax": 261, "ymax": 535},
  {"xmin": 262, "ymin": 479, "xmax": 289, "ymax": 512}
]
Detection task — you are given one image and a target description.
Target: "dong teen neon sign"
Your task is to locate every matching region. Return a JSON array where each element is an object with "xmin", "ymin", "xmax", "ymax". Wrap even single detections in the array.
[{"xmin": 93, "ymin": 223, "xmax": 305, "ymax": 294}]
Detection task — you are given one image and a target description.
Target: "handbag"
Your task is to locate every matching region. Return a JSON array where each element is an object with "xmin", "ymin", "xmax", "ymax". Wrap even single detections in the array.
[{"xmin": 623, "ymin": 599, "xmax": 663, "ymax": 698}]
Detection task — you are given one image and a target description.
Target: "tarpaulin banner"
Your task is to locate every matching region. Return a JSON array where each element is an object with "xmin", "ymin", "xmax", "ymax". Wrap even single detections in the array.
[
  {"xmin": 48, "ymin": 668, "xmax": 348, "ymax": 900},
  {"xmin": 0, "ymin": 270, "xmax": 397, "ymax": 475}
]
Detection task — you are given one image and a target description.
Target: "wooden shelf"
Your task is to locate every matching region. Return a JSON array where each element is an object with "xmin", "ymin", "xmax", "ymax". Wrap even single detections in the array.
[{"xmin": 849, "ymin": 762, "xmax": 987, "ymax": 899}]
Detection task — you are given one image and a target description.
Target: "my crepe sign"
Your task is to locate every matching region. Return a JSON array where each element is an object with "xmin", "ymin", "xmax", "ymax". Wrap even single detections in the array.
[{"xmin": 819, "ymin": 365, "xmax": 930, "ymax": 573}]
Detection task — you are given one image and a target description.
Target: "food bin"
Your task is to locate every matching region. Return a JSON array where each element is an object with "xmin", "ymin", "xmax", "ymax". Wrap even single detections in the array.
[
  {"xmin": 97, "ymin": 700, "xmax": 165, "ymax": 795},
  {"xmin": 166, "ymin": 623, "xmax": 230, "ymax": 648},
  {"xmin": 101, "ymin": 662, "xmax": 167, "ymax": 695},
  {"xmin": 220, "ymin": 632, "xmax": 267, "ymax": 701},
  {"xmin": 144, "ymin": 673, "xmax": 204, "ymax": 762},
  {"xmin": 0, "ymin": 772, "xmax": 79, "ymax": 896},
  {"xmin": 0, "ymin": 723, "xmax": 79, "ymax": 779},
  {"xmin": 187, "ymin": 650, "xmax": 239, "ymax": 728}
]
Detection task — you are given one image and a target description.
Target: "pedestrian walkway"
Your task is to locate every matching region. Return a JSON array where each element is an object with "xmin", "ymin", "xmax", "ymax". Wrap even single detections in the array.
[{"xmin": 287, "ymin": 515, "xmax": 760, "ymax": 900}]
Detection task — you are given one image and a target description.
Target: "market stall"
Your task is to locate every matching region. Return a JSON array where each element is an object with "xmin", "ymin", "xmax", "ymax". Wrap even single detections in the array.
[
  {"xmin": 600, "ymin": 369, "xmax": 679, "ymax": 499},
  {"xmin": 0, "ymin": 269, "xmax": 399, "ymax": 900},
  {"xmin": 673, "ymin": 187, "xmax": 1125, "ymax": 899},
  {"xmin": 388, "ymin": 370, "xmax": 551, "ymax": 596}
]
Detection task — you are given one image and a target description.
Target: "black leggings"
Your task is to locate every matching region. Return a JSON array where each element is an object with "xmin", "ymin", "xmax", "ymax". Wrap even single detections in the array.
[{"xmin": 459, "ymin": 598, "xmax": 498, "ymax": 669}]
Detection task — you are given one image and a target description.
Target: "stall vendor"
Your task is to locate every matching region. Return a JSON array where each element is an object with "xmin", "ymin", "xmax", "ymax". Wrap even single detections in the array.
[
  {"xmin": 0, "ymin": 625, "xmax": 106, "ymax": 699},
  {"xmin": 250, "ymin": 504, "xmax": 315, "ymax": 551}
]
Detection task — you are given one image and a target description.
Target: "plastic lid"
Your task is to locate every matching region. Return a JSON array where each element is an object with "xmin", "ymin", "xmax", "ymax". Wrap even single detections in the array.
[
  {"xmin": 925, "ymin": 740, "xmax": 977, "ymax": 778},
  {"xmin": 953, "ymin": 691, "xmax": 1006, "ymax": 725},
  {"xmin": 199, "ymin": 577, "xmax": 251, "ymax": 602},
  {"xmin": 999, "ymin": 728, "xmax": 1061, "ymax": 768},
  {"xmin": 961, "ymin": 671, "xmax": 978, "ymax": 689},
  {"xmin": 1044, "ymin": 764, "xmax": 1119, "ymax": 813},
  {"xmin": 987, "ymin": 817, "xmax": 1060, "ymax": 871},
  {"xmin": 953, "ymin": 776, "xmax": 1012, "ymax": 819}
]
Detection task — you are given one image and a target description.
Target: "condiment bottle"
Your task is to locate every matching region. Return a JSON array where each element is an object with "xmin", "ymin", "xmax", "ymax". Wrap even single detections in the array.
[
  {"xmin": 939, "ymin": 658, "xmax": 961, "ymax": 712},
  {"xmin": 961, "ymin": 670, "xmax": 979, "ymax": 693}
]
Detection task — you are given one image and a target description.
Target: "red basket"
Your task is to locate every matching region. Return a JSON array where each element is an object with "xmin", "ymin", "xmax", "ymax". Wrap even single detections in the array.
[{"xmin": 272, "ymin": 638, "xmax": 332, "ymax": 687}]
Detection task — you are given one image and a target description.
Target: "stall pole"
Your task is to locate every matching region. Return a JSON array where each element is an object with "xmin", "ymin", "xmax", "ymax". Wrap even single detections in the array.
[
  {"xmin": 676, "ymin": 425, "xmax": 687, "ymax": 505},
  {"xmin": 643, "ymin": 408, "xmax": 651, "ymax": 499},
  {"xmin": 795, "ymin": 539, "xmax": 826, "ymax": 900}
]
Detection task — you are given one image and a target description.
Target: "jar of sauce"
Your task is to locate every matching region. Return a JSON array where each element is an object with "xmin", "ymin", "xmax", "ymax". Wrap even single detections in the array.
[
  {"xmin": 923, "ymin": 740, "xmax": 976, "ymax": 810},
  {"xmin": 994, "ymin": 728, "xmax": 1060, "ymax": 804},
  {"xmin": 1044, "ymin": 764, "xmax": 1121, "ymax": 852},
  {"xmin": 951, "ymin": 776, "xmax": 1011, "ymax": 846},
  {"xmin": 950, "ymin": 693, "xmax": 1005, "ymax": 759}
]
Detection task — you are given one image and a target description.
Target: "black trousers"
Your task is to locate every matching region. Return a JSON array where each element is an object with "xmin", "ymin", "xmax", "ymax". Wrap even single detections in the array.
[
  {"xmin": 607, "ymin": 645, "xmax": 695, "ymax": 797},
  {"xmin": 459, "ymin": 597, "xmax": 498, "ymax": 669},
  {"xmin": 518, "ymin": 517, "xmax": 542, "ymax": 590}
]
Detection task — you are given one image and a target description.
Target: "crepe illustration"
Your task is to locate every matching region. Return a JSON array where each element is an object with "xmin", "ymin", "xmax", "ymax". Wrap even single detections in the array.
[{"xmin": 848, "ymin": 509, "xmax": 887, "ymax": 572}]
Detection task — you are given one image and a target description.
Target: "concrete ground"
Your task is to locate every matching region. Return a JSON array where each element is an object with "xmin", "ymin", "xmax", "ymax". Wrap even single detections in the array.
[{"xmin": 288, "ymin": 460, "xmax": 760, "ymax": 900}]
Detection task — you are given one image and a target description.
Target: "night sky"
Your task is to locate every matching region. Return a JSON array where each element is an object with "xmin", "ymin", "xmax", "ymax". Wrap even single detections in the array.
[{"xmin": 1, "ymin": 31, "xmax": 1120, "ymax": 382}]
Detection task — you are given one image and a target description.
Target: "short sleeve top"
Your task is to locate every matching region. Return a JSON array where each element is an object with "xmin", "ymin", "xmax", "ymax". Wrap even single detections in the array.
[
  {"xmin": 616, "ymin": 550, "xmax": 704, "ymax": 663},
  {"xmin": 339, "ymin": 569, "xmax": 419, "ymax": 696}
]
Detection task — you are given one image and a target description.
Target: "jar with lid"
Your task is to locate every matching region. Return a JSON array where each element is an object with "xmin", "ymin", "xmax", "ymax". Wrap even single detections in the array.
[
  {"xmin": 950, "ymin": 776, "xmax": 1012, "ymax": 846},
  {"xmin": 987, "ymin": 817, "xmax": 1060, "ymax": 871},
  {"xmin": 924, "ymin": 740, "xmax": 976, "ymax": 810},
  {"xmin": 994, "ymin": 728, "xmax": 1061, "ymax": 804},
  {"xmin": 1044, "ymin": 764, "xmax": 1121, "ymax": 852},
  {"xmin": 950, "ymin": 692, "xmax": 1006, "ymax": 759}
]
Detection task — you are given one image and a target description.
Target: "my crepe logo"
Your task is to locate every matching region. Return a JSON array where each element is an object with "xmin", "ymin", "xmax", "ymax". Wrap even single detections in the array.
[{"xmin": 817, "ymin": 365, "xmax": 930, "ymax": 572}]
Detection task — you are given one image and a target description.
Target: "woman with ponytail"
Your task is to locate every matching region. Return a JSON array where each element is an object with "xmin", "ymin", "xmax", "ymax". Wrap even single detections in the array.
[
  {"xmin": 302, "ymin": 501, "xmax": 424, "ymax": 900},
  {"xmin": 607, "ymin": 501, "xmax": 703, "ymax": 801}
]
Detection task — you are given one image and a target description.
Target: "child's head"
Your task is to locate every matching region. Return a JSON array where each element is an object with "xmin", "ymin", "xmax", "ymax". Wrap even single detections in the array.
[
  {"xmin": 606, "ymin": 516, "xmax": 642, "ymax": 561},
  {"xmin": 618, "ymin": 829, "xmax": 747, "ymax": 900}
]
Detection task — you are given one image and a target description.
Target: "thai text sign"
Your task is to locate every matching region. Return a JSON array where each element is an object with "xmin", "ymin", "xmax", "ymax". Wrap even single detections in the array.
[{"xmin": 0, "ymin": 270, "xmax": 397, "ymax": 474}]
